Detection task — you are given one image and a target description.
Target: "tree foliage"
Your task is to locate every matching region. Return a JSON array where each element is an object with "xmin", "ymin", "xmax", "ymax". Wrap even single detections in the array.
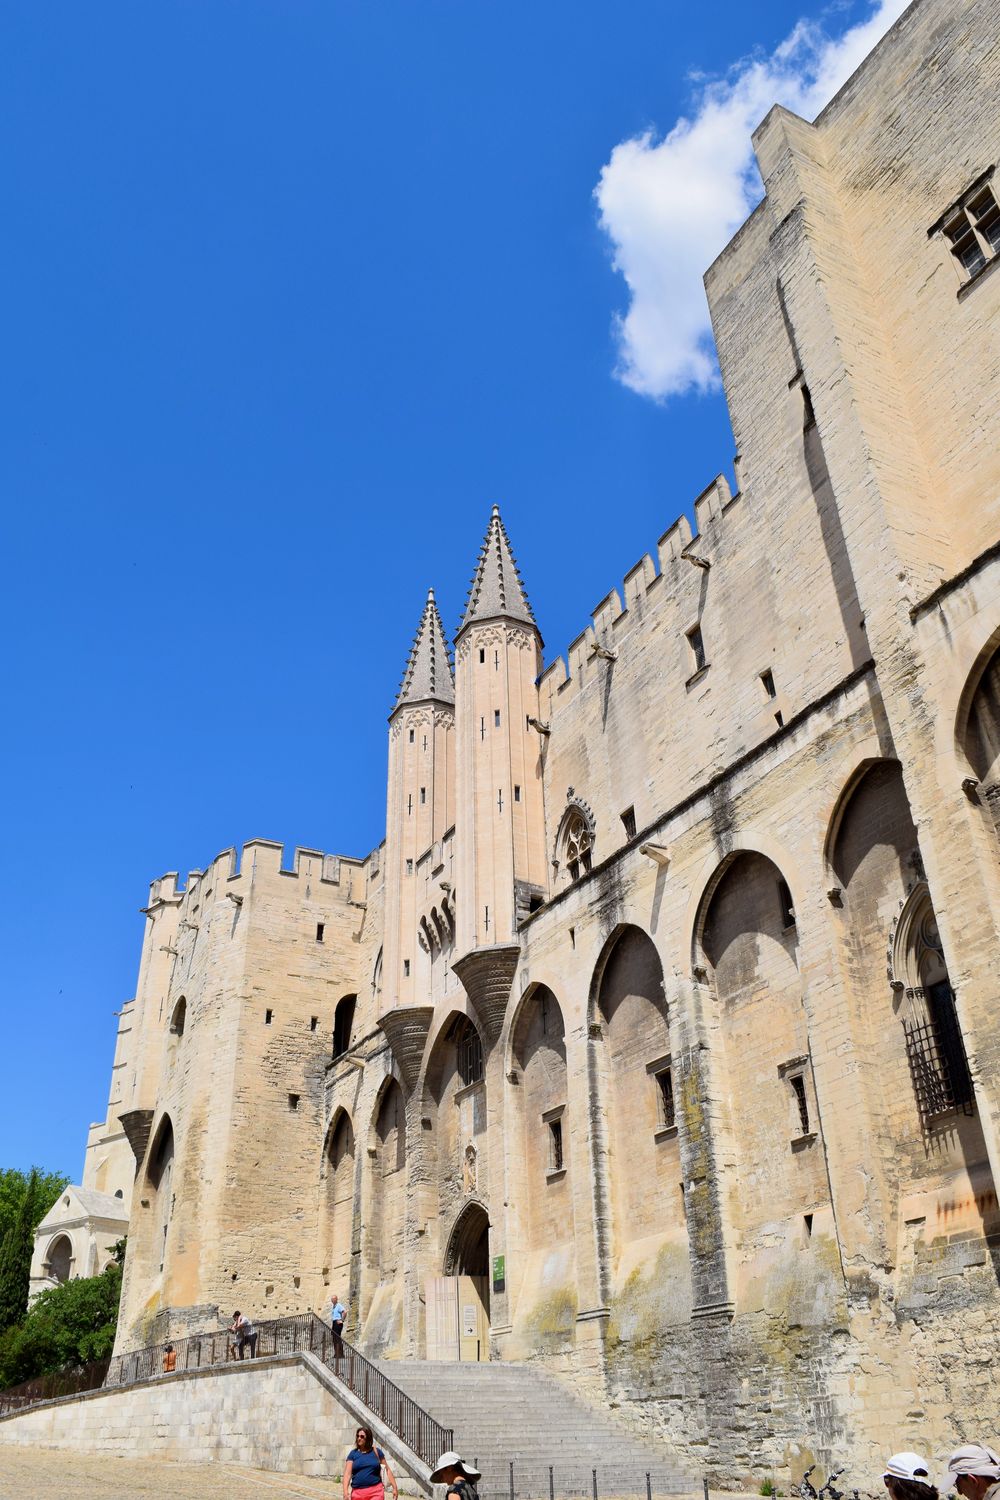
[
  {"xmin": 0, "ymin": 1263, "xmax": 122, "ymax": 1388},
  {"xmin": 0, "ymin": 1168, "xmax": 68, "ymax": 1248},
  {"xmin": 0, "ymin": 1170, "xmax": 37, "ymax": 1335}
]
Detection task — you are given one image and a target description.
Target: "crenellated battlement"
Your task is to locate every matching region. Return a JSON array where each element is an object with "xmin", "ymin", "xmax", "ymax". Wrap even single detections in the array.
[
  {"xmin": 145, "ymin": 838, "xmax": 376, "ymax": 915},
  {"xmin": 537, "ymin": 471, "xmax": 742, "ymax": 716}
]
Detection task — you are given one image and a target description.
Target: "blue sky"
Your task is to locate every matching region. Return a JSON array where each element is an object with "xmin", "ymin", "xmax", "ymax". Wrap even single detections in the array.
[{"xmin": 0, "ymin": 0, "xmax": 900, "ymax": 1176}]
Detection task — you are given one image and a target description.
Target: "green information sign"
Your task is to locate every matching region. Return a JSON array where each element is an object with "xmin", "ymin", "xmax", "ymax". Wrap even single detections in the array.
[{"xmin": 492, "ymin": 1254, "xmax": 505, "ymax": 1293}]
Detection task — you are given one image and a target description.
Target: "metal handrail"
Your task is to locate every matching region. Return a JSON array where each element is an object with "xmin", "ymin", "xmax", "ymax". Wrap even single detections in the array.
[
  {"xmin": 0, "ymin": 1358, "xmax": 110, "ymax": 1417},
  {"xmin": 101, "ymin": 1311, "xmax": 452, "ymax": 1465}
]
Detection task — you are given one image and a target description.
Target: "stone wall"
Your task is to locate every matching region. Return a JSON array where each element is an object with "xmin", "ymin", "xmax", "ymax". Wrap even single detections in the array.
[{"xmin": 0, "ymin": 1354, "xmax": 428, "ymax": 1493}]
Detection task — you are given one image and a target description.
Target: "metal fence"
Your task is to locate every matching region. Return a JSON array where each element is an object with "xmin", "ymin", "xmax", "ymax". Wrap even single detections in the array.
[
  {"xmin": 102, "ymin": 1310, "xmax": 453, "ymax": 1465},
  {"xmin": 0, "ymin": 1358, "xmax": 110, "ymax": 1417}
]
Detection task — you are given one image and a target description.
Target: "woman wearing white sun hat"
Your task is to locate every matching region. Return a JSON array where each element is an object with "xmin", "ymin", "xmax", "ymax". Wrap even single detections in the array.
[{"xmin": 430, "ymin": 1451, "xmax": 482, "ymax": 1500}]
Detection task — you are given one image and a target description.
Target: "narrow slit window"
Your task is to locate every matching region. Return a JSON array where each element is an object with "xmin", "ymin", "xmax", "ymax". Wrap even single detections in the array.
[
  {"xmin": 790, "ymin": 1074, "xmax": 810, "ymax": 1135},
  {"xmin": 316, "ymin": 922, "xmax": 325, "ymax": 942},
  {"xmin": 494, "ymin": 709, "xmax": 501, "ymax": 727},
  {"xmin": 514, "ymin": 785, "xmax": 521, "ymax": 802},
  {"xmin": 479, "ymin": 648, "xmax": 485, "ymax": 664},
  {"xmin": 403, "ymin": 959, "xmax": 410, "ymax": 977},
  {"xmin": 760, "ymin": 669, "xmax": 776, "ymax": 699},
  {"xmin": 310, "ymin": 1016, "xmax": 318, "ymax": 1032},
  {"xmin": 265, "ymin": 1009, "xmax": 273, "ymax": 1025},
  {"xmin": 686, "ymin": 625, "xmax": 706, "ymax": 674},
  {"xmin": 655, "ymin": 1066, "xmax": 676, "ymax": 1130},
  {"xmin": 621, "ymin": 806, "xmax": 636, "ymax": 840},
  {"xmin": 407, "ymin": 793, "xmax": 412, "ymax": 815},
  {"xmin": 548, "ymin": 1117, "xmax": 564, "ymax": 1173},
  {"xmin": 408, "ymin": 728, "xmax": 415, "ymax": 743},
  {"xmin": 405, "ymin": 858, "xmax": 413, "ymax": 875},
  {"xmin": 420, "ymin": 787, "xmax": 426, "ymax": 804}
]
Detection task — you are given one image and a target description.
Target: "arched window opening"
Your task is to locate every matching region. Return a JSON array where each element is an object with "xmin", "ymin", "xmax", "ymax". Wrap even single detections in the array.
[
  {"xmin": 562, "ymin": 810, "xmax": 593, "ymax": 882},
  {"xmin": 895, "ymin": 887, "xmax": 974, "ymax": 1122},
  {"xmin": 333, "ymin": 995, "xmax": 356, "ymax": 1059},
  {"xmin": 46, "ymin": 1234, "xmax": 73, "ymax": 1284},
  {"xmin": 169, "ymin": 997, "xmax": 186, "ymax": 1037},
  {"xmin": 453, "ymin": 1017, "xmax": 483, "ymax": 1087}
]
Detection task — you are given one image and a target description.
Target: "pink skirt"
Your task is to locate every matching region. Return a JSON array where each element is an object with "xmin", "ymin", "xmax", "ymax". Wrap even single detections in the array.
[{"xmin": 353, "ymin": 1485, "xmax": 384, "ymax": 1500}]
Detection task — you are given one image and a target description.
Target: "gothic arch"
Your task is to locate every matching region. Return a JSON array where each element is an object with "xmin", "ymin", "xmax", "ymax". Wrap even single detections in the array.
[
  {"xmin": 954, "ymin": 622, "xmax": 1000, "ymax": 760},
  {"xmin": 320, "ymin": 1107, "xmax": 356, "ymax": 1302},
  {"xmin": 554, "ymin": 796, "xmax": 596, "ymax": 885},
  {"xmin": 687, "ymin": 835, "xmax": 803, "ymax": 973},
  {"xmin": 443, "ymin": 1198, "xmax": 491, "ymax": 1277}
]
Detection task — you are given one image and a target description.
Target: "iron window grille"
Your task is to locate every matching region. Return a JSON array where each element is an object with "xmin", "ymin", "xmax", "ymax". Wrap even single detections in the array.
[{"xmin": 903, "ymin": 982, "xmax": 974, "ymax": 1122}]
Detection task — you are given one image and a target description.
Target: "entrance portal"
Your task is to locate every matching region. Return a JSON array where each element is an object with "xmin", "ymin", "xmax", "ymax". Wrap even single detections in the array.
[{"xmin": 426, "ymin": 1203, "xmax": 491, "ymax": 1361}]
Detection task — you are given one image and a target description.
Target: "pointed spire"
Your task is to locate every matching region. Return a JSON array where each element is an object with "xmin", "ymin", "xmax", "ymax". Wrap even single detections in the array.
[
  {"xmin": 458, "ymin": 505, "xmax": 537, "ymax": 636},
  {"xmin": 393, "ymin": 588, "xmax": 455, "ymax": 712}
]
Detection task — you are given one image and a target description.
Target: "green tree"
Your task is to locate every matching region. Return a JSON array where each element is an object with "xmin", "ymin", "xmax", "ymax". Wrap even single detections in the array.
[
  {"xmin": 0, "ymin": 1167, "xmax": 68, "ymax": 1248},
  {"xmin": 0, "ymin": 1263, "xmax": 122, "ymax": 1388},
  {"xmin": 0, "ymin": 1170, "xmax": 37, "ymax": 1335}
]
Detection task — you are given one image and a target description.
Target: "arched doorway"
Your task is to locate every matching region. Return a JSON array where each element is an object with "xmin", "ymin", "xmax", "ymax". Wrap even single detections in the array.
[{"xmin": 427, "ymin": 1202, "xmax": 491, "ymax": 1362}]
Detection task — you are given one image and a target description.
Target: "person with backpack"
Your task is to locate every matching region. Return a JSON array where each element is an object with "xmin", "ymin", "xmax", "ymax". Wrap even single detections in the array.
[{"xmin": 430, "ymin": 1451, "xmax": 482, "ymax": 1500}]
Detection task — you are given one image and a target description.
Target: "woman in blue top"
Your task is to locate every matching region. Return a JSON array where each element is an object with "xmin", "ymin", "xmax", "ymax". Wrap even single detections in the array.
[{"xmin": 343, "ymin": 1424, "xmax": 399, "ymax": 1500}]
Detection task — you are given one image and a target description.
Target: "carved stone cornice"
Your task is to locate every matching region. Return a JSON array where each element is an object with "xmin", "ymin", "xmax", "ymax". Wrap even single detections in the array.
[
  {"xmin": 452, "ymin": 944, "xmax": 520, "ymax": 1043},
  {"xmin": 118, "ymin": 1108, "xmax": 155, "ymax": 1167},
  {"xmin": 377, "ymin": 1005, "xmax": 434, "ymax": 1088}
]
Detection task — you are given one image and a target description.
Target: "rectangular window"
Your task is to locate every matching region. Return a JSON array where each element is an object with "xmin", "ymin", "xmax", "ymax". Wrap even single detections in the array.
[
  {"xmin": 621, "ymin": 806, "xmax": 636, "ymax": 840},
  {"xmin": 420, "ymin": 787, "xmax": 426, "ymax": 804},
  {"xmin": 479, "ymin": 648, "xmax": 485, "ymax": 664},
  {"xmin": 686, "ymin": 625, "xmax": 706, "ymax": 674},
  {"xmin": 288, "ymin": 1093, "xmax": 300, "ymax": 1111},
  {"xmin": 760, "ymin": 669, "xmax": 776, "ymax": 699},
  {"xmin": 265, "ymin": 1009, "xmax": 273, "ymax": 1025},
  {"xmin": 406, "ymin": 858, "xmax": 413, "ymax": 875},
  {"xmin": 408, "ymin": 728, "xmax": 414, "ymax": 743},
  {"xmin": 403, "ymin": 959, "xmax": 410, "ymax": 977},
  {"xmin": 494, "ymin": 709, "xmax": 501, "ymax": 727},
  {"xmin": 316, "ymin": 922, "xmax": 325, "ymax": 942},
  {"xmin": 937, "ymin": 180, "xmax": 1000, "ymax": 285},
  {"xmin": 310, "ymin": 1016, "xmax": 318, "ymax": 1032},
  {"xmin": 514, "ymin": 785, "xmax": 521, "ymax": 802},
  {"xmin": 655, "ymin": 1066, "xmax": 676, "ymax": 1130},
  {"xmin": 790, "ymin": 1074, "xmax": 810, "ymax": 1136},
  {"xmin": 548, "ymin": 1117, "xmax": 564, "ymax": 1173}
]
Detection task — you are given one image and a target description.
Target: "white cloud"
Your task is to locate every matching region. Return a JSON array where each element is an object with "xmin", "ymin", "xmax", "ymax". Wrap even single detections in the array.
[{"xmin": 594, "ymin": 0, "xmax": 910, "ymax": 400}]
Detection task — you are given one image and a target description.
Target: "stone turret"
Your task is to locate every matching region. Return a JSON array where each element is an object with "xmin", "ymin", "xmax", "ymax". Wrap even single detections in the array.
[
  {"xmin": 382, "ymin": 589, "xmax": 456, "ymax": 1014},
  {"xmin": 452, "ymin": 508, "xmax": 547, "ymax": 1029}
]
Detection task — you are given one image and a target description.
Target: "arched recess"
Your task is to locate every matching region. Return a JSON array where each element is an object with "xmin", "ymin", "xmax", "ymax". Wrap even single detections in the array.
[
  {"xmin": 46, "ymin": 1233, "xmax": 73, "ymax": 1283},
  {"xmin": 554, "ymin": 799, "xmax": 595, "ymax": 887},
  {"xmin": 594, "ymin": 926, "xmax": 681, "ymax": 1248},
  {"xmin": 333, "ymin": 995, "xmax": 356, "ymax": 1059},
  {"xmin": 830, "ymin": 760, "xmax": 991, "ymax": 1199},
  {"xmin": 320, "ymin": 1108, "xmax": 355, "ymax": 1301},
  {"xmin": 169, "ymin": 998, "xmax": 186, "ymax": 1037},
  {"xmin": 698, "ymin": 850, "xmax": 827, "ymax": 1237},
  {"xmin": 961, "ymin": 637, "xmax": 1000, "ymax": 850},
  {"xmin": 509, "ymin": 986, "xmax": 570, "ymax": 1254},
  {"xmin": 443, "ymin": 1199, "xmax": 490, "ymax": 1277},
  {"xmin": 369, "ymin": 1080, "xmax": 406, "ymax": 1282},
  {"xmin": 424, "ymin": 1012, "xmax": 488, "ymax": 1224},
  {"xmin": 146, "ymin": 1115, "xmax": 175, "ymax": 1276}
]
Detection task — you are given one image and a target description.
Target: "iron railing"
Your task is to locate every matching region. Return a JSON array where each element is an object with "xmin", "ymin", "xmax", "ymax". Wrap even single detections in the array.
[
  {"xmin": 0, "ymin": 1358, "xmax": 110, "ymax": 1417},
  {"xmin": 103, "ymin": 1311, "xmax": 452, "ymax": 1465}
]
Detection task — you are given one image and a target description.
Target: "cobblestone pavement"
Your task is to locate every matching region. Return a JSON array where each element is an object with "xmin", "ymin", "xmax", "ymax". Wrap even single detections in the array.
[{"xmin": 0, "ymin": 1449, "xmax": 341, "ymax": 1499}]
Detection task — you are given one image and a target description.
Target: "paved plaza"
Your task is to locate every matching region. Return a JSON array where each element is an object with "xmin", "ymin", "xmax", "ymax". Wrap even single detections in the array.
[{"xmin": 0, "ymin": 1449, "xmax": 341, "ymax": 1499}]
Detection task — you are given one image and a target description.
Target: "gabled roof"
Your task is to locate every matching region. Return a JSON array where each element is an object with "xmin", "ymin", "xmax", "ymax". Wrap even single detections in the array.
[
  {"xmin": 393, "ymin": 588, "xmax": 455, "ymax": 712},
  {"xmin": 35, "ymin": 1184, "xmax": 128, "ymax": 1232},
  {"xmin": 458, "ymin": 505, "xmax": 537, "ymax": 636}
]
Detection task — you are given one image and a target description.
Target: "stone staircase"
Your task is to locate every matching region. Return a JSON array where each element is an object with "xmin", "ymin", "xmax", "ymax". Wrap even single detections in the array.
[{"xmin": 378, "ymin": 1361, "xmax": 692, "ymax": 1499}]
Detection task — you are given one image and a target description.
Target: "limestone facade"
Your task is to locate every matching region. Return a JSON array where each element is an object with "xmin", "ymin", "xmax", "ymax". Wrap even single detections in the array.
[{"xmin": 76, "ymin": 0, "xmax": 1000, "ymax": 1480}]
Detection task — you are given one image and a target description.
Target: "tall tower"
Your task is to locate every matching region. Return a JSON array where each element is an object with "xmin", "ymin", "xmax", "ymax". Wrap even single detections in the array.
[
  {"xmin": 382, "ymin": 589, "xmax": 455, "ymax": 1010},
  {"xmin": 454, "ymin": 506, "xmax": 547, "ymax": 961}
]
